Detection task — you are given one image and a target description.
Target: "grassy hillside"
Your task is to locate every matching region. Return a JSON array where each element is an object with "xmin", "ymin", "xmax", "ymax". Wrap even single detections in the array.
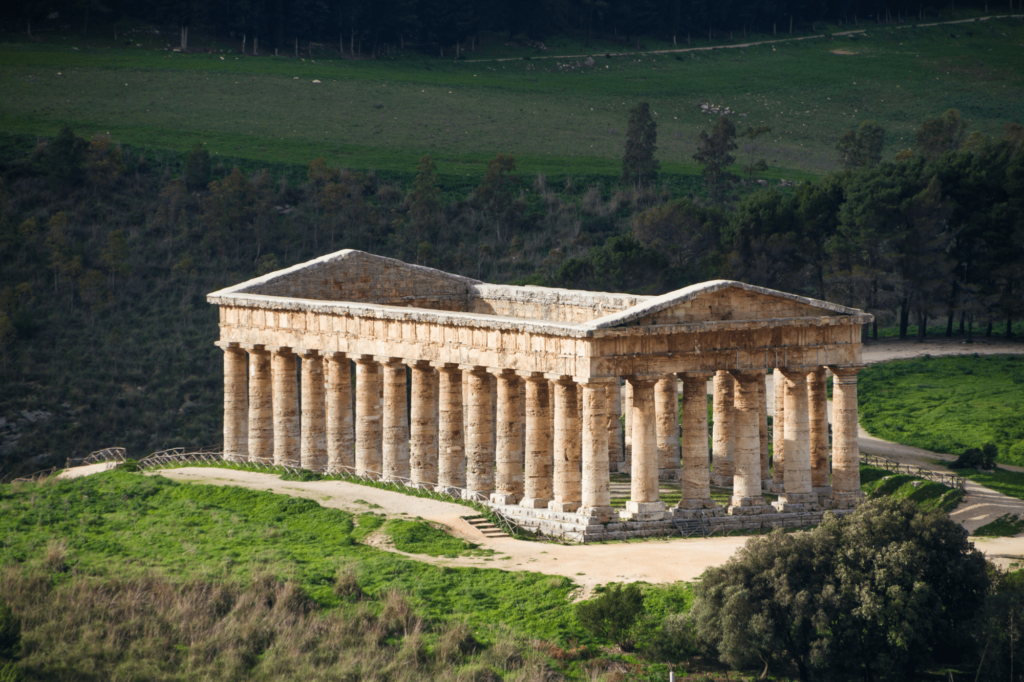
[
  {"xmin": 2, "ymin": 16, "xmax": 1023, "ymax": 183},
  {"xmin": 859, "ymin": 355, "xmax": 1024, "ymax": 465}
]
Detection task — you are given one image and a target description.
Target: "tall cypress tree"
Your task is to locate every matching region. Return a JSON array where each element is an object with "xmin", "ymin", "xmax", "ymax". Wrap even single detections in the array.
[{"xmin": 621, "ymin": 102, "xmax": 660, "ymax": 190}]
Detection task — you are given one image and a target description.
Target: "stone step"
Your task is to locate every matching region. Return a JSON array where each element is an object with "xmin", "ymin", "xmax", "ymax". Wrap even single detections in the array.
[{"xmin": 464, "ymin": 515, "xmax": 509, "ymax": 538}]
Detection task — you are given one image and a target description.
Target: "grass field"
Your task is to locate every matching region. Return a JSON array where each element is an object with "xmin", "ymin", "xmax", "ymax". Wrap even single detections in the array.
[
  {"xmin": 2, "ymin": 16, "xmax": 1023, "ymax": 184},
  {"xmin": 859, "ymin": 463, "xmax": 966, "ymax": 512},
  {"xmin": 859, "ymin": 355, "xmax": 1024, "ymax": 465}
]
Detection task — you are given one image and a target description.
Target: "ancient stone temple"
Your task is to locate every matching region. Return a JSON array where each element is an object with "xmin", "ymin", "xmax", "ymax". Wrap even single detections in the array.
[{"xmin": 208, "ymin": 250, "xmax": 871, "ymax": 541}]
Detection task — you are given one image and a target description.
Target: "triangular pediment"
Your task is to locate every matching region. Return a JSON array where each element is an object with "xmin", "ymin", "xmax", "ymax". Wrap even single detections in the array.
[
  {"xmin": 210, "ymin": 249, "xmax": 480, "ymax": 307},
  {"xmin": 590, "ymin": 281, "xmax": 861, "ymax": 329}
]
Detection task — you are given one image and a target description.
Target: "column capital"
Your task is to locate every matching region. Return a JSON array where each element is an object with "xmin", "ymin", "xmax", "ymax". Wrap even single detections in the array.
[
  {"xmin": 517, "ymin": 370, "xmax": 546, "ymax": 380},
  {"xmin": 269, "ymin": 346, "xmax": 294, "ymax": 355},
  {"xmin": 297, "ymin": 348, "xmax": 321, "ymax": 359},
  {"xmin": 487, "ymin": 367, "xmax": 518, "ymax": 378},
  {"xmin": 375, "ymin": 356, "xmax": 404, "ymax": 366},
  {"xmin": 827, "ymin": 364, "xmax": 867, "ymax": 377},
  {"xmin": 543, "ymin": 372, "xmax": 572, "ymax": 382},
  {"xmin": 460, "ymin": 364, "xmax": 490, "ymax": 375},
  {"xmin": 241, "ymin": 343, "xmax": 267, "ymax": 352},
  {"xmin": 680, "ymin": 370, "xmax": 714, "ymax": 380},
  {"xmin": 215, "ymin": 340, "xmax": 242, "ymax": 349},
  {"xmin": 407, "ymin": 359, "xmax": 434, "ymax": 370},
  {"xmin": 778, "ymin": 366, "xmax": 810, "ymax": 379},
  {"xmin": 353, "ymin": 354, "xmax": 377, "ymax": 365},
  {"xmin": 431, "ymin": 361, "xmax": 460, "ymax": 371},
  {"xmin": 728, "ymin": 369, "xmax": 766, "ymax": 383},
  {"xmin": 573, "ymin": 376, "xmax": 619, "ymax": 386},
  {"xmin": 323, "ymin": 351, "xmax": 347, "ymax": 361},
  {"xmin": 624, "ymin": 375, "xmax": 659, "ymax": 386}
]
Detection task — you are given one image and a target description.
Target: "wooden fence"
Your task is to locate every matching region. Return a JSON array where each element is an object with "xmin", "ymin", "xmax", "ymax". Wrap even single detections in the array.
[{"xmin": 861, "ymin": 453, "xmax": 967, "ymax": 491}]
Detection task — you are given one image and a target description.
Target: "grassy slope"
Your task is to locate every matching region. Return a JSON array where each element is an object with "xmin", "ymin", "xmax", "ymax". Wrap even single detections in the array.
[
  {"xmin": 2, "ymin": 17, "xmax": 1023, "ymax": 182},
  {"xmin": 859, "ymin": 463, "xmax": 965, "ymax": 513},
  {"xmin": 859, "ymin": 355, "xmax": 1024, "ymax": 464}
]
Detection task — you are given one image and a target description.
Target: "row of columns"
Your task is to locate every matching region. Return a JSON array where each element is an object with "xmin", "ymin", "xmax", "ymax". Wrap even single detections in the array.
[{"xmin": 223, "ymin": 345, "xmax": 864, "ymax": 520}]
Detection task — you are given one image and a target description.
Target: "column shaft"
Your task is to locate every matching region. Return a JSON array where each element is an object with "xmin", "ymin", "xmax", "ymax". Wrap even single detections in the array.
[
  {"xmin": 829, "ymin": 366, "xmax": 866, "ymax": 508},
  {"xmin": 808, "ymin": 367, "xmax": 830, "ymax": 492},
  {"xmin": 325, "ymin": 354, "xmax": 354, "ymax": 472},
  {"xmin": 382, "ymin": 361, "xmax": 410, "ymax": 481},
  {"xmin": 623, "ymin": 380, "xmax": 633, "ymax": 470},
  {"xmin": 655, "ymin": 374, "xmax": 681, "ymax": 477},
  {"xmin": 772, "ymin": 367, "xmax": 786, "ymax": 487},
  {"xmin": 758, "ymin": 373, "xmax": 769, "ymax": 487},
  {"xmin": 712, "ymin": 371, "xmax": 736, "ymax": 487},
  {"xmin": 299, "ymin": 352, "xmax": 327, "ymax": 471},
  {"xmin": 246, "ymin": 349, "xmax": 273, "ymax": 464},
  {"xmin": 521, "ymin": 377, "xmax": 553, "ymax": 508},
  {"xmin": 729, "ymin": 372, "xmax": 769, "ymax": 513},
  {"xmin": 465, "ymin": 368, "xmax": 495, "ymax": 498},
  {"xmin": 679, "ymin": 373, "xmax": 717, "ymax": 510},
  {"xmin": 355, "ymin": 359, "xmax": 382, "ymax": 478},
  {"xmin": 774, "ymin": 368, "xmax": 818, "ymax": 510},
  {"xmin": 492, "ymin": 372, "xmax": 524, "ymax": 505},
  {"xmin": 606, "ymin": 381, "xmax": 624, "ymax": 471},
  {"xmin": 550, "ymin": 379, "xmax": 581, "ymax": 512},
  {"xmin": 580, "ymin": 382, "xmax": 612, "ymax": 520},
  {"xmin": 623, "ymin": 378, "xmax": 664, "ymax": 519},
  {"xmin": 436, "ymin": 367, "xmax": 465, "ymax": 491},
  {"xmin": 410, "ymin": 363, "xmax": 438, "ymax": 486},
  {"xmin": 223, "ymin": 347, "xmax": 248, "ymax": 463},
  {"xmin": 272, "ymin": 349, "xmax": 299, "ymax": 467}
]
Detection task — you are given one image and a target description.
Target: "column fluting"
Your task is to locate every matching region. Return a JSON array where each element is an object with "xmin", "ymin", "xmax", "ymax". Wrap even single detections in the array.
[
  {"xmin": 223, "ymin": 346, "xmax": 248, "ymax": 463},
  {"xmin": 464, "ymin": 367, "xmax": 495, "ymax": 499},
  {"xmin": 712, "ymin": 370, "xmax": 736, "ymax": 487},
  {"xmin": 272, "ymin": 348, "xmax": 300, "ymax": 467},
  {"xmin": 549, "ymin": 378, "xmax": 581, "ymax": 512},
  {"xmin": 580, "ymin": 381, "xmax": 612, "ymax": 521},
  {"xmin": 808, "ymin": 366, "xmax": 831, "ymax": 494},
  {"xmin": 828, "ymin": 365, "xmax": 866, "ymax": 509},
  {"xmin": 410, "ymin": 362, "xmax": 438, "ymax": 486},
  {"xmin": 382, "ymin": 359, "xmax": 410, "ymax": 481},
  {"xmin": 325, "ymin": 353, "xmax": 354, "ymax": 472},
  {"xmin": 678, "ymin": 372, "xmax": 719, "ymax": 512},
  {"xmin": 299, "ymin": 350, "xmax": 327, "ymax": 471},
  {"xmin": 491, "ymin": 370, "xmax": 524, "ymax": 505},
  {"xmin": 436, "ymin": 365, "xmax": 465, "ymax": 492},
  {"xmin": 354, "ymin": 357, "xmax": 382, "ymax": 478},
  {"xmin": 655, "ymin": 374, "xmax": 681, "ymax": 478},
  {"xmin": 521, "ymin": 375, "xmax": 553, "ymax": 508},
  {"xmin": 728, "ymin": 371, "xmax": 770, "ymax": 514},
  {"xmin": 622, "ymin": 377, "xmax": 664, "ymax": 519},
  {"xmin": 773, "ymin": 368, "xmax": 819, "ymax": 511},
  {"xmin": 246, "ymin": 347, "xmax": 273, "ymax": 464}
]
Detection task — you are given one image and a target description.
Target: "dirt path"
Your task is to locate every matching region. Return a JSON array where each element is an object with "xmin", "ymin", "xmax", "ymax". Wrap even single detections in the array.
[{"xmin": 154, "ymin": 467, "xmax": 748, "ymax": 594}]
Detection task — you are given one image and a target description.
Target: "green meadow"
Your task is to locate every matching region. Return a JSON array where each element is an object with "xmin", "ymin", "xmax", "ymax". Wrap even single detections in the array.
[{"xmin": 2, "ymin": 16, "xmax": 1023, "ymax": 184}]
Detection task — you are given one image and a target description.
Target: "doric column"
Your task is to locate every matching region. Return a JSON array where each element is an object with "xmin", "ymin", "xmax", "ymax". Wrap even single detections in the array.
[
  {"xmin": 772, "ymin": 368, "xmax": 786, "ymax": 490},
  {"xmin": 324, "ymin": 353, "xmax": 354, "ymax": 472},
  {"xmin": 655, "ymin": 374, "xmax": 681, "ymax": 478},
  {"xmin": 550, "ymin": 378, "xmax": 581, "ymax": 512},
  {"xmin": 410, "ymin": 361, "xmax": 438, "ymax": 486},
  {"xmin": 623, "ymin": 380, "xmax": 633, "ymax": 471},
  {"xmin": 436, "ymin": 365, "xmax": 465, "ymax": 492},
  {"xmin": 299, "ymin": 350, "xmax": 327, "ymax": 471},
  {"xmin": 272, "ymin": 348, "xmax": 300, "ymax": 467},
  {"xmin": 464, "ymin": 367, "xmax": 495, "ymax": 499},
  {"xmin": 827, "ymin": 365, "xmax": 867, "ymax": 509},
  {"xmin": 580, "ymin": 379, "xmax": 613, "ymax": 521},
  {"xmin": 728, "ymin": 371, "xmax": 770, "ymax": 514},
  {"xmin": 222, "ymin": 345, "xmax": 248, "ymax": 463},
  {"xmin": 622, "ymin": 377, "xmax": 664, "ymax": 520},
  {"xmin": 354, "ymin": 357, "xmax": 382, "ymax": 478},
  {"xmin": 491, "ymin": 370, "xmax": 524, "ymax": 505},
  {"xmin": 246, "ymin": 347, "xmax": 273, "ymax": 464},
  {"xmin": 677, "ymin": 372, "xmax": 720, "ymax": 513},
  {"xmin": 758, "ymin": 372, "xmax": 770, "ymax": 490},
  {"xmin": 606, "ymin": 381, "xmax": 624, "ymax": 472},
  {"xmin": 520, "ymin": 374, "xmax": 553, "ymax": 508},
  {"xmin": 381, "ymin": 359, "xmax": 410, "ymax": 482},
  {"xmin": 712, "ymin": 370, "xmax": 736, "ymax": 487},
  {"xmin": 808, "ymin": 366, "xmax": 831, "ymax": 495},
  {"xmin": 773, "ymin": 368, "xmax": 819, "ymax": 511}
]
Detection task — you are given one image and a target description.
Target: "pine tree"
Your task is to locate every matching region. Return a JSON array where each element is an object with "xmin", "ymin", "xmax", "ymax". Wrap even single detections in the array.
[
  {"xmin": 836, "ymin": 120, "xmax": 885, "ymax": 170},
  {"xmin": 693, "ymin": 115, "xmax": 737, "ymax": 203},
  {"xmin": 621, "ymin": 102, "xmax": 660, "ymax": 190}
]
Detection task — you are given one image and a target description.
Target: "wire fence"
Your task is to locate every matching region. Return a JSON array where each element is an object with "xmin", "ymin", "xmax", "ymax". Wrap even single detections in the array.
[{"xmin": 861, "ymin": 453, "xmax": 966, "ymax": 491}]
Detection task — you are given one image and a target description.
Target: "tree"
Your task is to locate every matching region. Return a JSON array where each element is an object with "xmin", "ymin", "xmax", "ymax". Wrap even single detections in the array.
[
  {"xmin": 916, "ymin": 109, "xmax": 968, "ymax": 163},
  {"xmin": 738, "ymin": 124, "xmax": 771, "ymax": 180},
  {"xmin": 407, "ymin": 154, "xmax": 441, "ymax": 247},
  {"xmin": 576, "ymin": 583, "xmax": 646, "ymax": 651},
  {"xmin": 836, "ymin": 120, "xmax": 885, "ymax": 170},
  {"xmin": 693, "ymin": 115, "xmax": 737, "ymax": 203},
  {"xmin": 691, "ymin": 498, "xmax": 989, "ymax": 681},
  {"xmin": 476, "ymin": 154, "xmax": 518, "ymax": 242},
  {"xmin": 184, "ymin": 143, "xmax": 211, "ymax": 190},
  {"xmin": 85, "ymin": 134, "xmax": 125, "ymax": 188},
  {"xmin": 621, "ymin": 102, "xmax": 660, "ymax": 190},
  {"xmin": 632, "ymin": 198, "xmax": 723, "ymax": 277},
  {"xmin": 39, "ymin": 126, "xmax": 86, "ymax": 189}
]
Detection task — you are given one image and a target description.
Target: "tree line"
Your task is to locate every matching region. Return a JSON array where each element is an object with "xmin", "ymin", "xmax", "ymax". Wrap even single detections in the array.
[{"xmin": 6, "ymin": 0, "xmax": 1021, "ymax": 58}]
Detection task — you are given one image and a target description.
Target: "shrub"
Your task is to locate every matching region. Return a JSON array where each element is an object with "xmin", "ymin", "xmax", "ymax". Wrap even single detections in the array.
[
  {"xmin": 951, "ymin": 443, "xmax": 998, "ymax": 470},
  {"xmin": 646, "ymin": 612, "xmax": 697, "ymax": 661},
  {"xmin": 576, "ymin": 584, "xmax": 646, "ymax": 651},
  {"xmin": 0, "ymin": 602, "xmax": 20, "ymax": 662}
]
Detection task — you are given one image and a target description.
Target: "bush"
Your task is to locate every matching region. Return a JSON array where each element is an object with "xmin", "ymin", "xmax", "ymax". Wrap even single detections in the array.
[
  {"xmin": 576, "ymin": 583, "xmax": 645, "ymax": 651},
  {"xmin": 951, "ymin": 443, "xmax": 998, "ymax": 470},
  {"xmin": 646, "ymin": 612, "xmax": 697, "ymax": 661},
  {"xmin": 0, "ymin": 602, "xmax": 20, "ymax": 662}
]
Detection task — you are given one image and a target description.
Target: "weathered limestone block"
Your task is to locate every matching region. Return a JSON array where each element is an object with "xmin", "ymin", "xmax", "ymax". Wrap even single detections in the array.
[
  {"xmin": 550, "ymin": 379, "xmax": 581, "ymax": 512},
  {"xmin": 606, "ymin": 381, "xmax": 623, "ymax": 471},
  {"xmin": 579, "ymin": 380, "xmax": 613, "ymax": 522},
  {"xmin": 622, "ymin": 378, "xmax": 664, "ymax": 520},
  {"xmin": 521, "ymin": 375, "xmax": 553, "ymax": 508},
  {"xmin": 678, "ymin": 372, "xmax": 721, "ymax": 512},
  {"xmin": 712, "ymin": 371, "xmax": 736, "ymax": 487},
  {"xmin": 771, "ymin": 367, "xmax": 786, "ymax": 490},
  {"xmin": 410, "ymin": 361, "xmax": 438, "ymax": 486},
  {"xmin": 828, "ymin": 365, "xmax": 866, "ymax": 509},
  {"xmin": 223, "ymin": 347, "xmax": 248, "ymax": 463},
  {"xmin": 299, "ymin": 350, "xmax": 327, "ymax": 471},
  {"xmin": 491, "ymin": 370, "xmax": 524, "ymax": 505},
  {"xmin": 808, "ymin": 366, "xmax": 830, "ymax": 494},
  {"xmin": 246, "ymin": 347, "xmax": 273, "ymax": 464},
  {"xmin": 436, "ymin": 365, "xmax": 465, "ymax": 492},
  {"xmin": 622, "ymin": 380, "xmax": 633, "ymax": 472},
  {"xmin": 325, "ymin": 353, "xmax": 354, "ymax": 472},
  {"xmin": 655, "ymin": 374, "xmax": 681, "ymax": 478},
  {"xmin": 272, "ymin": 349, "xmax": 300, "ymax": 467},
  {"xmin": 355, "ymin": 357, "xmax": 382, "ymax": 478},
  {"xmin": 382, "ymin": 359, "xmax": 410, "ymax": 481},
  {"xmin": 728, "ymin": 371, "xmax": 770, "ymax": 514},
  {"xmin": 774, "ymin": 368, "xmax": 818, "ymax": 512},
  {"xmin": 465, "ymin": 367, "xmax": 495, "ymax": 499}
]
